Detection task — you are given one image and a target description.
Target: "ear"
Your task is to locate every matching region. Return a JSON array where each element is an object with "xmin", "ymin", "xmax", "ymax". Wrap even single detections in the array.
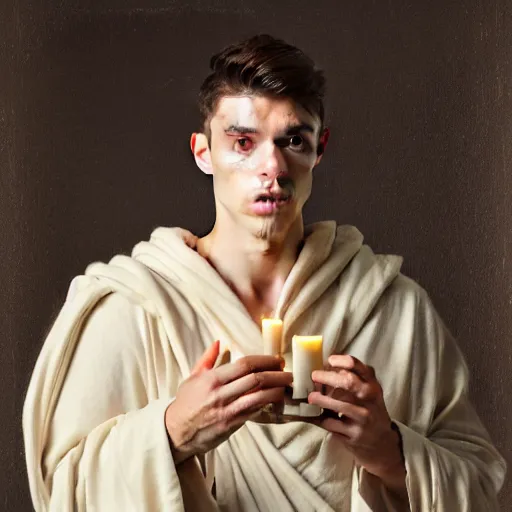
[
  {"xmin": 314, "ymin": 127, "xmax": 330, "ymax": 166},
  {"xmin": 190, "ymin": 133, "xmax": 213, "ymax": 175}
]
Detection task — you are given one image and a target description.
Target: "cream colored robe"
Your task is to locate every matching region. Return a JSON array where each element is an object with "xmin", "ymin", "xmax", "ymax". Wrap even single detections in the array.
[{"xmin": 23, "ymin": 221, "xmax": 506, "ymax": 511}]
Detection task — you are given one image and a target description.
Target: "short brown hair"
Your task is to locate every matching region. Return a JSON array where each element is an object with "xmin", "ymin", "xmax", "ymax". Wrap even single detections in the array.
[{"xmin": 198, "ymin": 34, "xmax": 326, "ymax": 138}]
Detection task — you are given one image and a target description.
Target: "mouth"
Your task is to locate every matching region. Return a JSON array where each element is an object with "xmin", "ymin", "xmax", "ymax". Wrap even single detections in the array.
[
  {"xmin": 254, "ymin": 193, "xmax": 292, "ymax": 205},
  {"xmin": 250, "ymin": 192, "xmax": 293, "ymax": 216}
]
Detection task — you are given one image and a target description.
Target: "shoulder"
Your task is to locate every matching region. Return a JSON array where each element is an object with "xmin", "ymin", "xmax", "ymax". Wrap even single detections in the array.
[
  {"xmin": 83, "ymin": 291, "xmax": 143, "ymax": 328},
  {"xmin": 375, "ymin": 272, "xmax": 441, "ymax": 328},
  {"xmin": 386, "ymin": 273, "xmax": 430, "ymax": 303},
  {"xmin": 377, "ymin": 273, "xmax": 463, "ymax": 369},
  {"xmin": 72, "ymin": 292, "xmax": 147, "ymax": 364}
]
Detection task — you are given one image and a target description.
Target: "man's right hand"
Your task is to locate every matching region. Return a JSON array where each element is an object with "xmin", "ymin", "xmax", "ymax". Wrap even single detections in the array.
[{"xmin": 165, "ymin": 341, "xmax": 292, "ymax": 464}]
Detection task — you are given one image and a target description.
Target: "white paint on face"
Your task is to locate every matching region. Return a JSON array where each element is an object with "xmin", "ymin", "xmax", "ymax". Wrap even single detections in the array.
[
  {"xmin": 223, "ymin": 152, "xmax": 246, "ymax": 165},
  {"xmin": 249, "ymin": 175, "xmax": 273, "ymax": 190}
]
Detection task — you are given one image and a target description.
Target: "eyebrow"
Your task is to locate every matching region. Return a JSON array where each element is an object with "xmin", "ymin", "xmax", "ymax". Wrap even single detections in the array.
[
  {"xmin": 224, "ymin": 125, "xmax": 259, "ymax": 134},
  {"xmin": 224, "ymin": 123, "xmax": 315, "ymax": 136},
  {"xmin": 284, "ymin": 123, "xmax": 315, "ymax": 135}
]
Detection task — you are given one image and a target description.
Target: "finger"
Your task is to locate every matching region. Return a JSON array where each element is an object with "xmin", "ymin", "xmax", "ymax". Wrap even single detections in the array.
[
  {"xmin": 216, "ymin": 371, "xmax": 293, "ymax": 404},
  {"xmin": 224, "ymin": 386, "xmax": 286, "ymax": 418},
  {"xmin": 214, "ymin": 355, "xmax": 284, "ymax": 385},
  {"xmin": 312, "ymin": 369, "xmax": 372, "ymax": 400},
  {"xmin": 308, "ymin": 392, "xmax": 370, "ymax": 424},
  {"xmin": 191, "ymin": 340, "xmax": 220, "ymax": 376},
  {"xmin": 318, "ymin": 417, "xmax": 353, "ymax": 438},
  {"xmin": 323, "ymin": 384, "xmax": 358, "ymax": 404},
  {"xmin": 327, "ymin": 355, "xmax": 376, "ymax": 382}
]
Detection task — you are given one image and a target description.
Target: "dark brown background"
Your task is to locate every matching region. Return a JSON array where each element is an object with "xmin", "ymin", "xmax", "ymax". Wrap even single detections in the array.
[{"xmin": 1, "ymin": 1, "xmax": 511, "ymax": 509}]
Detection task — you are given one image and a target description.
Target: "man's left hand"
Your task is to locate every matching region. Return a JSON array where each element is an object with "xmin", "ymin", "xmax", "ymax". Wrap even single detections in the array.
[{"xmin": 308, "ymin": 354, "xmax": 407, "ymax": 495}]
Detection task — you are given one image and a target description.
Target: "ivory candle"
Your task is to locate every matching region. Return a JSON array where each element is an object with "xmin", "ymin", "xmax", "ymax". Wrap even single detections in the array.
[
  {"xmin": 261, "ymin": 318, "xmax": 283, "ymax": 356},
  {"xmin": 292, "ymin": 335, "xmax": 323, "ymax": 399}
]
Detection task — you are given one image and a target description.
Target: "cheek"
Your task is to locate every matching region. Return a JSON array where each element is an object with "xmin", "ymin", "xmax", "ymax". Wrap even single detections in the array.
[
  {"xmin": 213, "ymin": 148, "xmax": 255, "ymax": 177},
  {"xmin": 221, "ymin": 152, "xmax": 245, "ymax": 166},
  {"xmin": 288, "ymin": 158, "xmax": 314, "ymax": 190},
  {"xmin": 212, "ymin": 150, "xmax": 259, "ymax": 192},
  {"xmin": 297, "ymin": 173, "xmax": 313, "ymax": 201},
  {"xmin": 287, "ymin": 149, "xmax": 316, "ymax": 170},
  {"xmin": 216, "ymin": 145, "xmax": 262, "ymax": 170},
  {"xmin": 212, "ymin": 164, "xmax": 249, "ymax": 204},
  {"xmin": 287, "ymin": 167, "xmax": 313, "ymax": 208}
]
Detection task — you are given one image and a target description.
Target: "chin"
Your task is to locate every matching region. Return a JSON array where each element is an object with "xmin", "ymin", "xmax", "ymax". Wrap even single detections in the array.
[{"xmin": 249, "ymin": 214, "xmax": 296, "ymax": 242}]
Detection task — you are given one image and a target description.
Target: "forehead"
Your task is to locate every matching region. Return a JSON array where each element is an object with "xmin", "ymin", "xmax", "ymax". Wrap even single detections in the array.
[{"xmin": 210, "ymin": 95, "xmax": 320, "ymax": 134}]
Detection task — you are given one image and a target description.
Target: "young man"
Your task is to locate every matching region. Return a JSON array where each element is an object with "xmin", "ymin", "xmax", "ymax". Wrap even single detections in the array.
[{"xmin": 24, "ymin": 35, "xmax": 505, "ymax": 511}]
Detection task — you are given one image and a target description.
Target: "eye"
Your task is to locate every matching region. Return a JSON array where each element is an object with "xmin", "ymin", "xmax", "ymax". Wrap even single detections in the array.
[
  {"xmin": 236, "ymin": 137, "xmax": 254, "ymax": 152},
  {"xmin": 289, "ymin": 135, "xmax": 305, "ymax": 150}
]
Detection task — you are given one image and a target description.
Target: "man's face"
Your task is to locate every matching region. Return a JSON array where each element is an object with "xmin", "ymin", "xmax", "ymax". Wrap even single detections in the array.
[{"xmin": 196, "ymin": 95, "xmax": 327, "ymax": 241}]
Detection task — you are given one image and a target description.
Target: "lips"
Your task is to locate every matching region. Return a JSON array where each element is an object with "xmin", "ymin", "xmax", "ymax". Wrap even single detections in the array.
[
  {"xmin": 250, "ymin": 192, "xmax": 292, "ymax": 215},
  {"xmin": 254, "ymin": 193, "xmax": 291, "ymax": 204}
]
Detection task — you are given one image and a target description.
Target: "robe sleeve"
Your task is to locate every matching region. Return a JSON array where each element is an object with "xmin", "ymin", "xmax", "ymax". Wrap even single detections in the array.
[
  {"xmin": 358, "ymin": 281, "xmax": 506, "ymax": 511},
  {"xmin": 33, "ymin": 292, "xmax": 215, "ymax": 512}
]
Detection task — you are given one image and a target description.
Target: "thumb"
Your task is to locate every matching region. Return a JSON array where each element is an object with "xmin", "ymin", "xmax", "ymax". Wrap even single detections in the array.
[{"xmin": 191, "ymin": 340, "xmax": 220, "ymax": 376}]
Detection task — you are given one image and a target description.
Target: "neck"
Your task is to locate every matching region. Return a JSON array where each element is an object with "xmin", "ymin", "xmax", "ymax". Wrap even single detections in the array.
[{"xmin": 198, "ymin": 217, "xmax": 304, "ymax": 323}]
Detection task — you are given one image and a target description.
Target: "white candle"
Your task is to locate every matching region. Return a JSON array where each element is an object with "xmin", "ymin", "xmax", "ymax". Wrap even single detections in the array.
[
  {"xmin": 261, "ymin": 318, "xmax": 283, "ymax": 356},
  {"xmin": 292, "ymin": 335, "xmax": 323, "ymax": 399}
]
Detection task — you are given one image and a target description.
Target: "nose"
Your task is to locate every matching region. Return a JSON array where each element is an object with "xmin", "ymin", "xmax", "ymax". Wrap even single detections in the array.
[{"xmin": 258, "ymin": 143, "xmax": 288, "ymax": 182}]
